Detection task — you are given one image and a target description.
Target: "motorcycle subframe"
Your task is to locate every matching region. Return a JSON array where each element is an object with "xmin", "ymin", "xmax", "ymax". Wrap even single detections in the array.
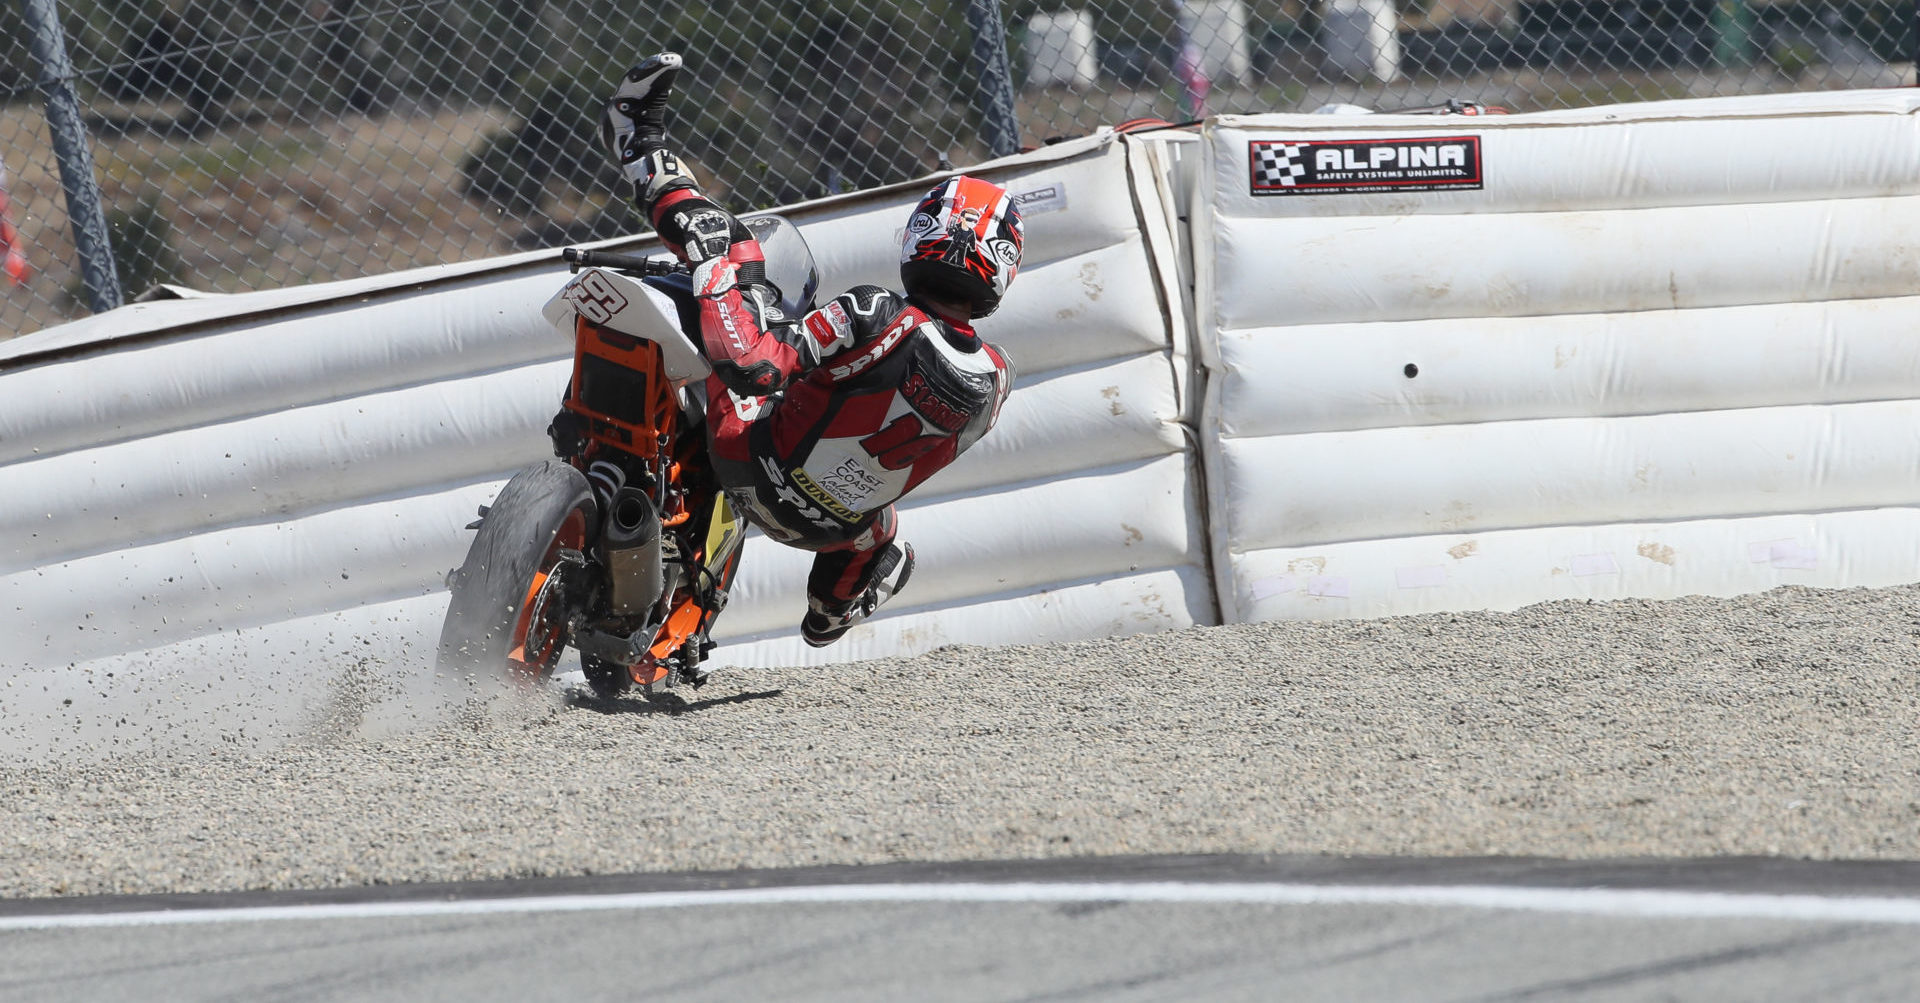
[{"xmin": 562, "ymin": 399, "xmax": 738, "ymax": 689}]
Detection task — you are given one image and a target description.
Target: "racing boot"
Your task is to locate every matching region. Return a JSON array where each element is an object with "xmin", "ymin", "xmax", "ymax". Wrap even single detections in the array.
[
  {"xmin": 601, "ymin": 52, "xmax": 697, "ymax": 212},
  {"xmin": 801, "ymin": 543, "xmax": 914, "ymax": 648}
]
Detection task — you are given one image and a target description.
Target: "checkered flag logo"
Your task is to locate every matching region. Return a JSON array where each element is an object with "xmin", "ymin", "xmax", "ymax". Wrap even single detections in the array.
[{"xmin": 1252, "ymin": 142, "xmax": 1307, "ymax": 188}]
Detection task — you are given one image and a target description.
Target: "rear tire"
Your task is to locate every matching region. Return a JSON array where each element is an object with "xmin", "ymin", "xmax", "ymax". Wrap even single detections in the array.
[
  {"xmin": 438, "ymin": 460, "xmax": 596, "ymax": 680},
  {"xmin": 581, "ymin": 652, "xmax": 633, "ymax": 699}
]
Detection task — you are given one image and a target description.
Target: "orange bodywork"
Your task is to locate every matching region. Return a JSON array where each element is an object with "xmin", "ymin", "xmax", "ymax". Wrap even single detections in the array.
[
  {"xmin": 630, "ymin": 544, "xmax": 742, "ymax": 685},
  {"xmin": 505, "ymin": 568, "xmax": 552, "ymax": 670},
  {"xmin": 566, "ymin": 316, "xmax": 678, "ymax": 459},
  {"xmin": 564, "ymin": 315, "xmax": 734, "ymax": 687}
]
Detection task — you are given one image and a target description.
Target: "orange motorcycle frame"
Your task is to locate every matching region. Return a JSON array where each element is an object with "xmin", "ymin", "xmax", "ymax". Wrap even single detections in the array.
[{"xmin": 561, "ymin": 315, "xmax": 739, "ymax": 685}]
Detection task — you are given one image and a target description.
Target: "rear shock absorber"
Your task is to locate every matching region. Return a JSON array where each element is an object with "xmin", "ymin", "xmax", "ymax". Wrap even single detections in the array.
[{"xmin": 586, "ymin": 460, "xmax": 625, "ymax": 512}]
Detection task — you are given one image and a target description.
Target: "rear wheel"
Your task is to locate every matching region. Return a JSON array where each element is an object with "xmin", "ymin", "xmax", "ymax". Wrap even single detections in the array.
[
  {"xmin": 580, "ymin": 652, "xmax": 632, "ymax": 699},
  {"xmin": 438, "ymin": 460, "xmax": 595, "ymax": 680}
]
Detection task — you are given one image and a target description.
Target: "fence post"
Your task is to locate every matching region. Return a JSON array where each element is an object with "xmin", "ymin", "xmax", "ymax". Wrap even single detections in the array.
[
  {"xmin": 965, "ymin": 0, "xmax": 1022, "ymax": 159},
  {"xmin": 20, "ymin": 0, "xmax": 122, "ymax": 313}
]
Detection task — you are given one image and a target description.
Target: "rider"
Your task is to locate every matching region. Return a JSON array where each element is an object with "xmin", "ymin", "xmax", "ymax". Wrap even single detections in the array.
[{"xmin": 593, "ymin": 52, "xmax": 1022, "ymax": 648}]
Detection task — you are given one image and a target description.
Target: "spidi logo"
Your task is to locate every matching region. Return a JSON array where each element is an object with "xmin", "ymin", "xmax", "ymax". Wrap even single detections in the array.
[{"xmin": 1250, "ymin": 136, "xmax": 1483, "ymax": 196}]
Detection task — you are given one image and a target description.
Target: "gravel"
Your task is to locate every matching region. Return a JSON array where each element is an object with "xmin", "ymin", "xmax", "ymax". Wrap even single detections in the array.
[{"xmin": 4, "ymin": 583, "xmax": 1919, "ymax": 899}]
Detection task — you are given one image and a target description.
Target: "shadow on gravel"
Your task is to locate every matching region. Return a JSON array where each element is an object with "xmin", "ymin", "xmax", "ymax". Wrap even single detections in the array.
[{"xmin": 563, "ymin": 687, "xmax": 786, "ymax": 717}]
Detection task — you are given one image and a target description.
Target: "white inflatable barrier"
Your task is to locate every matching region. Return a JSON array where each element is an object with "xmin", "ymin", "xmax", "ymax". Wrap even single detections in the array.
[
  {"xmin": 0, "ymin": 362, "xmax": 562, "ymax": 574},
  {"xmin": 1196, "ymin": 91, "xmax": 1920, "ymax": 623},
  {"xmin": 1207, "ymin": 91, "xmax": 1920, "ymax": 220},
  {"xmin": 1209, "ymin": 196, "xmax": 1920, "ymax": 327},
  {"xmin": 1237, "ymin": 508, "xmax": 1920, "ymax": 622},
  {"xmin": 1221, "ymin": 402, "xmax": 1920, "ymax": 547},
  {"xmin": 12, "ymin": 89, "xmax": 1920, "ymax": 683},
  {"xmin": 0, "ymin": 131, "xmax": 1206, "ymax": 675},
  {"xmin": 717, "ymin": 453, "xmax": 1207, "ymax": 667},
  {"xmin": 0, "ymin": 273, "xmax": 567, "ymax": 466},
  {"xmin": 4, "ymin": 484, "xmax": 490, "ymax": 666},
  {"xmin": 1216, "ymin": 298, "xmax": 1920, "ymax": 436}
]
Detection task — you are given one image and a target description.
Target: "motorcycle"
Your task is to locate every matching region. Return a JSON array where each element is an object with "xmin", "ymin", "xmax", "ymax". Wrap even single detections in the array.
[{"xmin": 436, "ymin": 215, "xmax": 818, "ymax": 699}]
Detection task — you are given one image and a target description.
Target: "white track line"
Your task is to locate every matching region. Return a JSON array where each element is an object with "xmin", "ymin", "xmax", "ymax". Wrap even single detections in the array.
[{"xmin": 7, "ymin": 881, "xmax": 1920, "ymax": 930}]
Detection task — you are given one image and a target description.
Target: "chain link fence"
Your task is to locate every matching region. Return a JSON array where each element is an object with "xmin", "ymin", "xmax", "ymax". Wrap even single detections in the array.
[{"xmin": 4, "ymin": 0, "xmax": 1914, "ymax": 335}]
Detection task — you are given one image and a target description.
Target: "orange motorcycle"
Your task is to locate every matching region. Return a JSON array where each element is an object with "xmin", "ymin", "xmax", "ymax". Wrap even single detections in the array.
[{"xmin": 437, "ymin": 215, "xmax": 816, "ymax": 698}]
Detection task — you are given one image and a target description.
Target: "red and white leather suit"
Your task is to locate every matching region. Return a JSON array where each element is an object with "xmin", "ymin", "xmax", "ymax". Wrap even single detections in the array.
[{"xmin": 648, "ymin": 187, "xmax": 1016, "ymax": 611}]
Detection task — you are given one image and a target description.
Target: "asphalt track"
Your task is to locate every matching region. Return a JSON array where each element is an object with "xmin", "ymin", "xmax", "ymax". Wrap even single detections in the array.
[{"xmin": 6, "ymin": 855, "xmax": 1920, "ymax": 1001}]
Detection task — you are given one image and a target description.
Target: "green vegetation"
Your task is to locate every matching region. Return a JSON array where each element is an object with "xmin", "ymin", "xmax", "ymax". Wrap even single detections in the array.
[
  {"xmin": 1767, "ymin": 40, "xmax": 1820, "ymax": 78},
  {"xmin": 60, "ymin": 193, "xmax": 181, "ymax": 306},
  {"xmin": 458, "ymin": 0, "xmax": 989, "ymax": 218},
  {"xmin": 109, "ymin": 196, "xmax": 181, "ymax": 296},
  {"xmin": 130, "ymin": 134, "xmax": 323, "ymax": 189},
  {"xmin": 4, "ymin": 0, "xmax": 1005, "ymax": 222}
]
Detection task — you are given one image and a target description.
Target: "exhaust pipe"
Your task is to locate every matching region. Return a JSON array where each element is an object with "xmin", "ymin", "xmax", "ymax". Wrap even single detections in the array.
[{"xmin": 600, "ymin": 486, "xmax": 663, "ymax": 616}]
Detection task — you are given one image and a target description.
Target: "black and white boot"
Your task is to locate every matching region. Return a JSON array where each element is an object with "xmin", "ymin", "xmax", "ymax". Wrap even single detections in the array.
[
  {"xmin": 801, "ymin": 544, "xmax": 915, "ymax": 648},
  {"xmin": 601, "ymin": 52, "xmax": 696, "ymax": 209}
]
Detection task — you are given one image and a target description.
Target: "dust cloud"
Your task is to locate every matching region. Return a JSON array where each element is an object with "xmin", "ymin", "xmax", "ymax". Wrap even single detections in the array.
[{"xmin": 0, "ymin": 607, "xmax": 560, "ymax": 765}]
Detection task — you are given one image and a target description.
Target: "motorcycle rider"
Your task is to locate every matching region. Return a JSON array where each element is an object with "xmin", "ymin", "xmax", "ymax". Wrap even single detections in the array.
[{"xmin": 589, "ymin": 52, "xmax": 1022, "ymax": 648}]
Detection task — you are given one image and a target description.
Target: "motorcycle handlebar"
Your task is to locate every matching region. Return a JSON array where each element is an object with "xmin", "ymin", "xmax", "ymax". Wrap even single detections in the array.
[{"xmin": 563, "ymin": 247, "xmax": 688, "ymax": 275}]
